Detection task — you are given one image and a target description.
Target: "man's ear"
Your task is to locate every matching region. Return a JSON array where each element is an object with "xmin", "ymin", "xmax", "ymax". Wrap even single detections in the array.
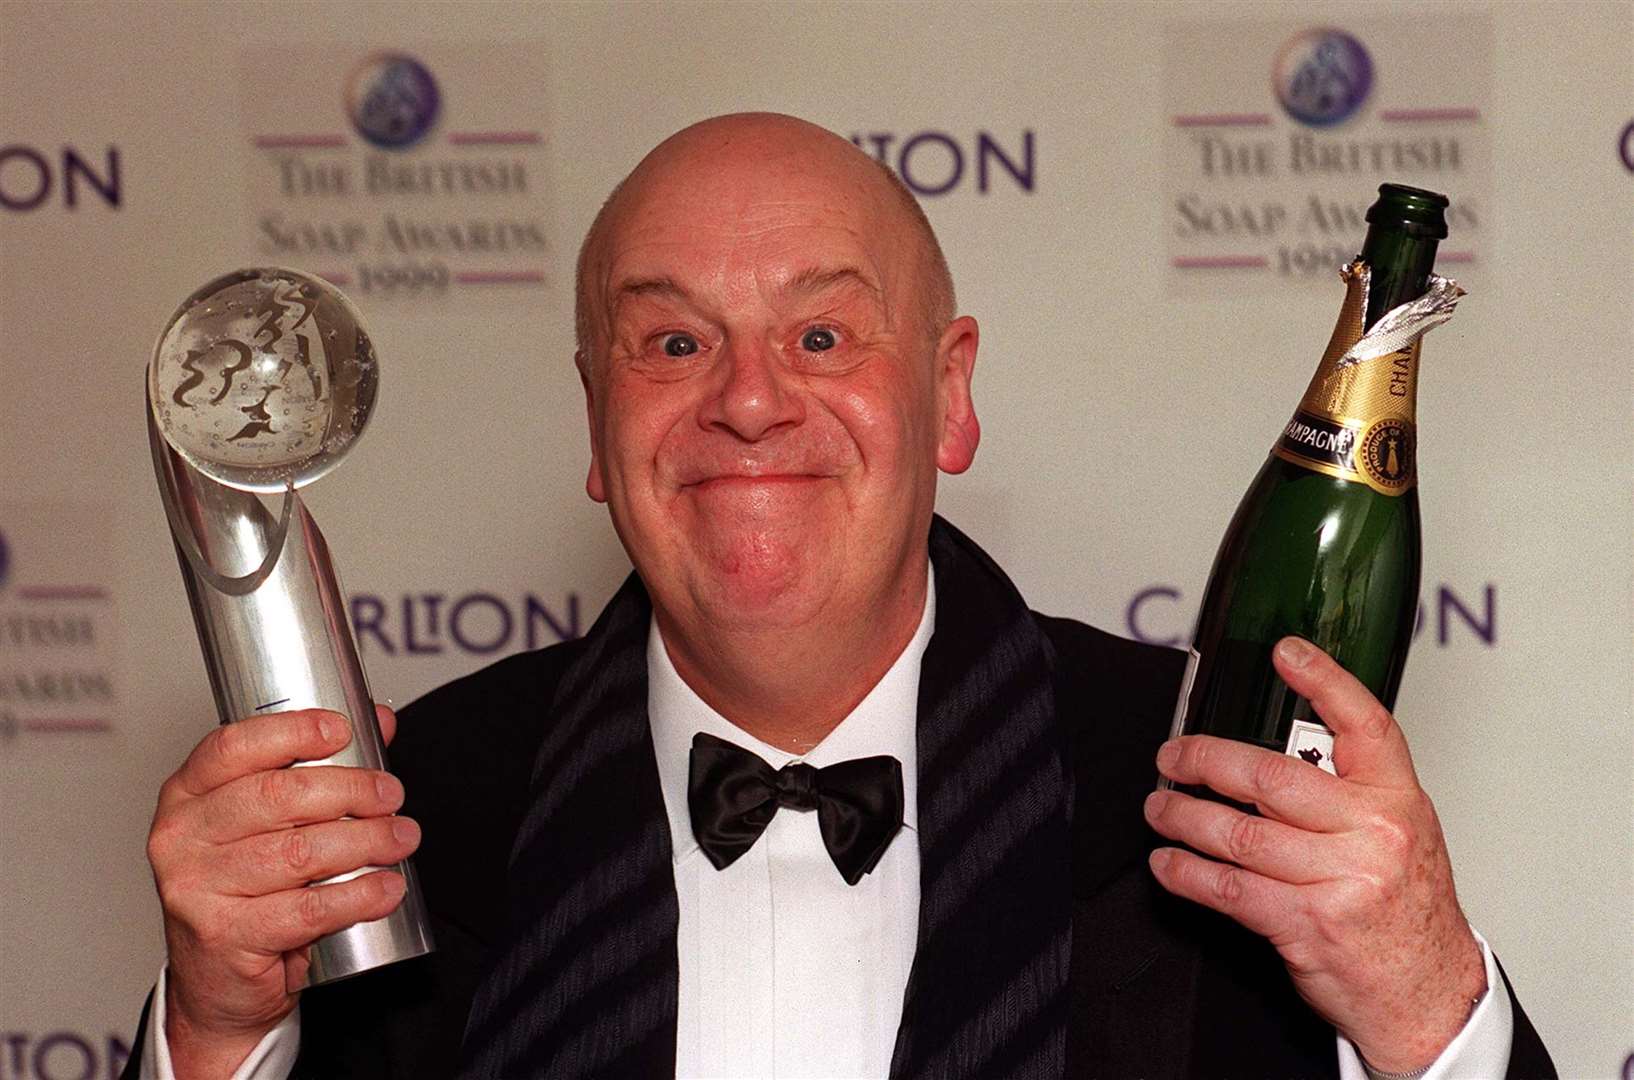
[
  {"xmin": 578, "ymin": 352, "xmax": 608, "ymax": 503},
  {"xmin": 934, "ymin": 315, "xmax": 980, "ymax": 474}
]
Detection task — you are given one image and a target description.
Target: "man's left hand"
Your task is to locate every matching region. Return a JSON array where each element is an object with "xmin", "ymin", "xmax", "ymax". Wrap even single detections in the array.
[{"xmin": 1147, "ymin": 636, "xmax": 1487, "ymax": 1075}]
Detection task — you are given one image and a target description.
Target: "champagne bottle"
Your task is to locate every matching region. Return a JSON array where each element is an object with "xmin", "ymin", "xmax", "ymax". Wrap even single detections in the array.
[{"xmin": 1165, "ymin": 183, "xmax": 1462, "ymax": 782}]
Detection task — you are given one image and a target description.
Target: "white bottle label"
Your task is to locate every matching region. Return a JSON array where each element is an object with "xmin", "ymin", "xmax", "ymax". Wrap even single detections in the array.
[
  {"xmin": 1158, "ymin": 648, "xmax": 1203, "ymax": 792},
  {"xmin": 1167, "ymin": 647, "xmax": 1202, "ymax": 741},
  {"xmin": 1285, "ymin": 719, "xmax": 1337, "ymax": 775}
]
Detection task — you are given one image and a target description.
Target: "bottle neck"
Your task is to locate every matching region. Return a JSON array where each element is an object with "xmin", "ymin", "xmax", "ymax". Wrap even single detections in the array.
[
  {"xmin": 1272, "ymin": 263, "xmax": 1422, "ymax": 496},
  {"xmin": 1358, "ymin": 226, "xmax": 1439, "ymax": 330}
]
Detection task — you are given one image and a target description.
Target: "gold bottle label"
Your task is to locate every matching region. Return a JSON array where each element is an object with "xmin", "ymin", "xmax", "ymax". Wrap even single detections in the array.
[{"xmin": 1272, "ymin": 261, "xmax": 1419, "ymax": 496}]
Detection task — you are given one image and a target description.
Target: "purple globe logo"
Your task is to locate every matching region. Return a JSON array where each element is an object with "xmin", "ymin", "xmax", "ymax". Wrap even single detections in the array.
[
  {"xmin": 1273, "ymin": 28, "xmax": 1373, "ymax": 127},
  {"xmin": 345, "ymin": 52, "xmax": 441, "ymax": 149}
]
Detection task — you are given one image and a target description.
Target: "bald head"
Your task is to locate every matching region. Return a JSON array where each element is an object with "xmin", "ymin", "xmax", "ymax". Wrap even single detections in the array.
[
  {"xmin": 573, "ymin": 113, "xmax": 955, "ymax": 372},
  {"xmin": 569, "ymin": 113, "xmax": 982, "ymax": 732}
]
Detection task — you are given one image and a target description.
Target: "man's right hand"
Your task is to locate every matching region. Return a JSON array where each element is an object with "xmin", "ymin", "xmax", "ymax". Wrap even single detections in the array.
[{"xmin": 145, "ymin": 705, "xmax": 419, "ymax": 1078}]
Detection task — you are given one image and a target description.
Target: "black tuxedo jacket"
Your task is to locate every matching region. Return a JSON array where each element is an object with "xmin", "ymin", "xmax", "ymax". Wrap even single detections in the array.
[{"xmin": 124, "ymin": 518, "xmax": 1553, "ymax": 1078}]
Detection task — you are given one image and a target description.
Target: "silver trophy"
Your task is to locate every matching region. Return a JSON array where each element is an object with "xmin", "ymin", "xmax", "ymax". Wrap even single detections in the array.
[{"xmin": 147, "ymin": 267, "xmax": 434, "ymax": 985}]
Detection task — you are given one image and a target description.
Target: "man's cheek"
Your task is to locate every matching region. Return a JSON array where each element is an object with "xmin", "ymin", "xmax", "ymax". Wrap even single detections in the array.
[
  {"xmin": 804, "ymin": 383, "xmax": 883, "ymax": 451},
  {"xmin": 849, "ymin": 409, "xmax": 922, "ymax": 487}
]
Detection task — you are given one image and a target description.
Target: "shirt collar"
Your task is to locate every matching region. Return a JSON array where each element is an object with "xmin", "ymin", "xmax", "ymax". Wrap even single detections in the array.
[{"xmin": 647, "ymin": 564, "xmax": 935, "ymax": 862}]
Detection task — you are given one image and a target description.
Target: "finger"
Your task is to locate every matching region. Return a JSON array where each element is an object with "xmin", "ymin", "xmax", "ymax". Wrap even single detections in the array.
[
  {"xmin": 284, "ymin": 947, "xmax": 312, "ymax": 995},
  {"xmin": 1149, "ymin": 846, "xmax": 1302, "ymax": 941},
  {"xmin": 1272, "ymin": 637, "xmax": 1417, "ymax": 788},
  {"xmin": 218, "ymin": 816, "xmax": 420, "ymax": 897},
  {"xmin": 1157, "ymin": 735, "xmax": 1353, "ymax": 832},
  {"xmin": 376, "ymin": 704, "xmax": 396, "ymax": 748},
  {"xmin": 168, "ymin": 710, "xmax": 352, "ymax": 803},
  {"xmin": 241, "ymin": 870, "xmax": 407, "ymax": 955},
  {"xmin": 1144, "ymin": 789, "xmax": 1341, "ymax": 885},
  {"xmin": 182, "ymin": 766, "xmax": 404, "ymax": 844}
]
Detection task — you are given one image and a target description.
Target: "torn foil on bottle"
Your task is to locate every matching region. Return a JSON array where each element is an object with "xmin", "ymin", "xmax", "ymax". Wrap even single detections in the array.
[{"xmin": 1335, "ymin": 273, "xmax": 1466, "ymax": 368}]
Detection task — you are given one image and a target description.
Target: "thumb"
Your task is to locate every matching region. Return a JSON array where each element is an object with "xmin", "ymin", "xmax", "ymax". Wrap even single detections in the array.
[
  {"xmin": 375, "ymin": 703, "xmax": 397, "ymax": 748},
  {"xmin": 1272, "ymin": 637, "xmax": 1417, "ymax": 788}
]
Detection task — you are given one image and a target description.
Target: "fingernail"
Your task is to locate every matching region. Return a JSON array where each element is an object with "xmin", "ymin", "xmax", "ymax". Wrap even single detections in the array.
[
  {"xmin": 1144, "ymin": 790, "xmax": 1169, "ymax": 820},
  {"xmin": 392, "ymin": 817, "xmax": 420, "ymax": 845},
  {"xmin": 319, "ymin": 713, "xmax": 347, "ymax": 743},
  {"xmin": 1156, "ymin": 740, "xmax": 1180, "ymax": 772},
  {"xmin": 379, "ymin": 872, "xmax": 406, "ymax": 901},
  {"xmin": 1276, "ymin": 637, "xmax": 1315, "ymax": 667},
  {"xmin": 376, "ymin": 774, "xmax": 403, "ymax": 806},
  {"xmin": 1150, "ymin": 848, "xmax": 1173, "ymax": 872}
]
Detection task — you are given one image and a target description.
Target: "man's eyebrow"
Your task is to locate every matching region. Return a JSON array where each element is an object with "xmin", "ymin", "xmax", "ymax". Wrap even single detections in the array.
[
  {"xmin": 607, "ymin": 267, "xmax": 882, "ymax": 315},
  {"xmin": 611, "ymin": 276, "xmax": 692, "ymax": 305},
  {"xmin": 781, "ymin": 266, "xmax": 882, "ymax": 301}
]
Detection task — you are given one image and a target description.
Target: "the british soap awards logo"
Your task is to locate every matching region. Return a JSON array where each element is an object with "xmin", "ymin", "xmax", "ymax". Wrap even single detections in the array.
[
  {"xmin": 1272, "ymin": 28, "xmax": 1373, "ymax": 127},
  {"xmin": 0, "ymin": 506, "xmax": 122, "ymax": 742},
  {"xmin": 346, "ymin": 52, "xmax": 441, "ymax": 150},
  {"xmin": 1161, "ymin": 18, "xmax": 1491, "ymax": 294},
  {"xmin": 241, "ymin": 42, "xmax": 551, "ymax": 302}
]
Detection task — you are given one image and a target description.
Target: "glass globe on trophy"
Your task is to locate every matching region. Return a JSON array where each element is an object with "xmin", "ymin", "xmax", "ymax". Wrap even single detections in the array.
[
  {"xmin": 147, "ymin": 268, "xmax": 433, "ymax": 985},
  {"xmin": 149, "ymin": 267, "xmax": 377, "ymax": 492}
]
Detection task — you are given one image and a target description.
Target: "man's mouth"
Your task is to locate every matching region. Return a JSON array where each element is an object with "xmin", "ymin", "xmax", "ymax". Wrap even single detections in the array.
[{"xmin": 685, "ymin": 473, "xmax": 825, "ymax": 492}]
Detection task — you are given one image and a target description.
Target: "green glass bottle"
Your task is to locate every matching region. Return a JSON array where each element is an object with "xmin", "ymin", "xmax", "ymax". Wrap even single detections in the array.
[{"xmin": 1165, "ymin": 184, "xmax": 1451, "ymax": 780}]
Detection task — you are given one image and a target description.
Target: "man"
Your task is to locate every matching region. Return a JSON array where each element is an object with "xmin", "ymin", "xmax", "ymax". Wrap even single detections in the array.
[{"xmin": 126, "ymin": 113, "xmax": 1553, "ymax": 1078}]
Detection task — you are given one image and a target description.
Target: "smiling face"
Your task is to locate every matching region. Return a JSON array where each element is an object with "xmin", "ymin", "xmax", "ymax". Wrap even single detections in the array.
[{"xmin": 578, "ymin": 114, "xmax": 978, "ymax": 645}]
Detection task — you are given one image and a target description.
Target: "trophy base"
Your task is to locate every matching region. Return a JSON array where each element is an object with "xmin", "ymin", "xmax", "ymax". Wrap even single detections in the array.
[{"xmin": 303, "ymin": 859, "xmax": 436, "ymax": 987}]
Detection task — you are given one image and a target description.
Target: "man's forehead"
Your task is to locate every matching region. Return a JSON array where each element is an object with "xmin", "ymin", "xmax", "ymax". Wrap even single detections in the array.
[
  {"xmin": 608, "ymin": 172, "xmax": 888, "ymax": 247},
  {"xmin": 600, "ymin": 189, "xmax": 901, "ymax": 302},
  {"xmin": 575, "ymin": 114, "xmax": 949, "ymax": 354},
  {"xmin": 608, "ymin": 263, "xmax": 887, "ymax": 319}
]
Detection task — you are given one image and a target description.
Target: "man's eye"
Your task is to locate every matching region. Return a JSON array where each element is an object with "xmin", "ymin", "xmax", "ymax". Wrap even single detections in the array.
[
  {"xmin": 662, "ymin": 333, "xmax": 700, "ymax": 357},
  {"xmin": 801, "ymin": 327, "xmax": 837, "ymax": 352}
]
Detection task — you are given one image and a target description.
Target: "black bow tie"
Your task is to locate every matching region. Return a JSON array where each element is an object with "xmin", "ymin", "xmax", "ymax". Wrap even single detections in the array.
[{"xmin": 687, "ymin": 732, "xmax": 905, "ymax": 886}]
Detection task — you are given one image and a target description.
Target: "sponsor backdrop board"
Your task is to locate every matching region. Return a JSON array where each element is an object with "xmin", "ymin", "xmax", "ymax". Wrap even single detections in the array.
[{"xmin": 2, "ymin": 2, "xmax": 1629, "ymax": 1076}]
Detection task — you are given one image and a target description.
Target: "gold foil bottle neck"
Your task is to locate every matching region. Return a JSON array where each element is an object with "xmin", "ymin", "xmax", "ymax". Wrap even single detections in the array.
[
  {"xmin": 1273, "ymin": 260, "xmax": 1421, "ymax": 496},
  {"xmin": 1298, "ymin": 261, "xmax": 1419, "ymax": 430},
  {"xmin": 1319, "ymin": 261, "xmax": 1371, "ymax": 372}
]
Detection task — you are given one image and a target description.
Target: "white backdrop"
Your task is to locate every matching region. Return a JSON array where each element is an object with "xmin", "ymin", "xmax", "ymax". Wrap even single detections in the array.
[{"xmin": 2, "ymin": 2, "xmax": 1630, "ymax": 1077}]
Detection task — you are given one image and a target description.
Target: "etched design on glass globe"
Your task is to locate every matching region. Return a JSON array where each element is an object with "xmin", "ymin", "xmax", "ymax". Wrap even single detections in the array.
[{"xmin": 149, "ymin": 268, "xmax": 378, "ymax": 492}]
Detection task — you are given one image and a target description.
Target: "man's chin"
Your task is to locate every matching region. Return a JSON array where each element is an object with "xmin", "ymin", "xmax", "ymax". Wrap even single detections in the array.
[{"xmin": 685, "ymin": 539, "xmax": 830, "ymax": 631}]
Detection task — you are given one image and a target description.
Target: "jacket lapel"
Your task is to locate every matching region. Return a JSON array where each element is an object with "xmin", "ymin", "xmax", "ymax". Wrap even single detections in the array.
[
  {"xmin": 889, "ymin": 518, "xmax": 1073, "ymax": 1079},
  {"xmin": 458, "ymin": 575, "xmax": 679, "ymax": 1078},
  {"xmin": 462, "ymin": 516, "xmax": 1075, "ymax": 1079}
]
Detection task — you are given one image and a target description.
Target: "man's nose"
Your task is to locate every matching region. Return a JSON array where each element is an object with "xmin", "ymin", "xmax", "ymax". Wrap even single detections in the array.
[{"xmin": 698, "ymin": 338, "xmax": 804, "ymax": 441}]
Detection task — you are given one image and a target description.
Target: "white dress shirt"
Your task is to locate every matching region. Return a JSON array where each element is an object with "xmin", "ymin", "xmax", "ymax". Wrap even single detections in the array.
[
  {"xmin": 143, "ymin": 566, "xmax": 1512, "ymax": 1079},
  {"xmin": 649, "ymin": 574, "xmax": 933, "ymax": 1079}
]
